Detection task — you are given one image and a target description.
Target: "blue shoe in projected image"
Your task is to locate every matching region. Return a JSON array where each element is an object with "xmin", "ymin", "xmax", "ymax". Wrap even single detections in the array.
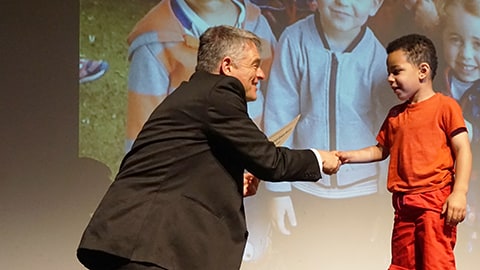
[{"xmin": 79, "ymin": 58, "xmax": 109, "ymax": 84}]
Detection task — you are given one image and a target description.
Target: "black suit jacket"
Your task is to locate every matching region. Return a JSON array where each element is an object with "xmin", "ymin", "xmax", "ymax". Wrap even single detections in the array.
[{"xmin": 77, "ymin": 71, "xmax": 321, "ymax": 270}]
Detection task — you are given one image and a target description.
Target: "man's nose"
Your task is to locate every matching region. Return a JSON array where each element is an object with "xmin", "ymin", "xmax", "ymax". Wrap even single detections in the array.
[{"xmin": 257, "ymin": 67, "xmax": 265, "ymax": 80}]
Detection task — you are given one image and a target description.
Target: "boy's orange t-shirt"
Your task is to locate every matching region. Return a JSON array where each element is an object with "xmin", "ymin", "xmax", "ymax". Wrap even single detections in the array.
[{"xmin": 377, "ymin": 93, "xmax": 467, "ymax": 194}]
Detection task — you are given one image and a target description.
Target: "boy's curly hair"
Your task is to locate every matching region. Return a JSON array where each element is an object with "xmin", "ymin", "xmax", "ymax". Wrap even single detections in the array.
[{"xmin": 386, "ymin": 34, "xmax": 438, "ymax": 79}]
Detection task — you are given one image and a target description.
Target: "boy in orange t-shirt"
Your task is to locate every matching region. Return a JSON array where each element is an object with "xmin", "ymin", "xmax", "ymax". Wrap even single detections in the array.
[{"xmin": 338, "ymin": 34, "xmax": 472, "ymax": 270}]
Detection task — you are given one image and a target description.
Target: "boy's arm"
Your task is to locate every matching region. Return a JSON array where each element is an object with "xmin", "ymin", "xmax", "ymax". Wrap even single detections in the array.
[
  {"xmin": 443, "ymin": 131, "xmax": 472, "ymax": 226},
  {"xmin": 337, "ymin": 143, "xmax": 389, "ymax": 164}
]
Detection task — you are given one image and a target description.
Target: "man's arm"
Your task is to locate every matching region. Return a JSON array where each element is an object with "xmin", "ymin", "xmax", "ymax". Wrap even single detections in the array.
[{"xmin": 207, "ymin": 76, "xmax": 322, "ymax": 182}]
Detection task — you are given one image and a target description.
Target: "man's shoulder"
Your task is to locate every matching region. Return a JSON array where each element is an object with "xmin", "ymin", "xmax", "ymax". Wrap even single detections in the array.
[
  {"xmin": 192, "ymin": 71, "xmax": 240, "ymax": 84},
  {"xmin": 186, "ymin": 72, "xmax": 243, "ymax": 95}
]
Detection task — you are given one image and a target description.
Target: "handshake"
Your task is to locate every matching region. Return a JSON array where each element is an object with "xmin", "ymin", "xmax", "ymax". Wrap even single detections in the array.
[
  {"xmin": 243, "ymin": 150, "xmax": 352, "ymax": 197},
  {"xmin": 318, "ymin": 150, "xmax": 344, "ymax": 175}
]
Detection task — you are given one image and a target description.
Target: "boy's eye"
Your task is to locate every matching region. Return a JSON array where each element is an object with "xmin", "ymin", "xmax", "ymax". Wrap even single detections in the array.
[{"xmin": 389, "ymin": 69, "xmax": 400, "ymax": 75}]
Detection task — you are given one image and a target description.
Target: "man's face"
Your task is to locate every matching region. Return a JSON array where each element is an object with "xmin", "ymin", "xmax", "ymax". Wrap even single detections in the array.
[
  {"xmin": 317, "ymin": 0, "xmax": 381, "ymax": 33},
  {"xmin": 228, "ymin": 42, "xmax": 265, "ymax": 102},
  {"xmin": 442, "ymin": 4, "xmax": 480, "ymax": 83}
]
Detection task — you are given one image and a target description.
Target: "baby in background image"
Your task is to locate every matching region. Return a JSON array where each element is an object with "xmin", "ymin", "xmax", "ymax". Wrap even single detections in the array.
[{"xmin": 439, "ymin": 0, "xmax": 480, "ymax": 260}]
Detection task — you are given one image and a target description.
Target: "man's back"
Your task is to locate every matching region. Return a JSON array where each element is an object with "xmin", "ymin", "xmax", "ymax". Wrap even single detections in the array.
[{"xmin": 80, "ymin": 72, "xmax": 251, "ymax": 269}]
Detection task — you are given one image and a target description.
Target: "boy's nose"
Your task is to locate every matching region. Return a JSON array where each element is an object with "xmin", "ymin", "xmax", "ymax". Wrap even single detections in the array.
[{"xmin": 387, "ymin": 73, "xmax": 395, "ymax": 83}]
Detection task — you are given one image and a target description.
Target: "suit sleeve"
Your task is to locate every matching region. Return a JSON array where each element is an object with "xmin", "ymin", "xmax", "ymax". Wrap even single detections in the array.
[{"xmin": 206, "ymin": 76, "xmax": 321, "ymax": 182}]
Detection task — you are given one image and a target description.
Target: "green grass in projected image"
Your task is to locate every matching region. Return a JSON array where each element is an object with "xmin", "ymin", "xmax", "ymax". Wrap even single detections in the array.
[{"xmin": 79, "ymin": 0, "xmax": 157, "ymax": 178}]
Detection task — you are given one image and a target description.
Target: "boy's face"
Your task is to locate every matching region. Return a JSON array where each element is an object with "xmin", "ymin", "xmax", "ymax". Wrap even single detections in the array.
[
  {"xmin": 386, "ymin": 50, "xmax": 423, "ymax": 101},
  {"xmin": 442, "ymin": 4, "xmax": 480, "ymax": 83},
  {"xmin": 317, "ymin": 0, "xmax": 382, "ymax": 33}
]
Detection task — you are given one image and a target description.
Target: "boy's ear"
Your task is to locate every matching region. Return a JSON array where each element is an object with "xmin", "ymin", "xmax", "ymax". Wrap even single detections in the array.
[
  {"xmin": 369, "ymin": 0, "xmax": 384, "ymax": 17},
  {"xmin": 418, "ymin": 62, "xmax": 430, "ymax": 79}
]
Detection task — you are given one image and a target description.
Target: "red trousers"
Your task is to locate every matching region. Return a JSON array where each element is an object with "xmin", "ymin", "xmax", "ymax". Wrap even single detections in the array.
[{"xmin": 389, "ymin": 185, "xmax": 457, "ymax": 270}]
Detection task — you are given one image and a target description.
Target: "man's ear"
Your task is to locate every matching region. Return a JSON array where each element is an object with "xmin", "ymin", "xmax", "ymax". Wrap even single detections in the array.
[
  {"xmin": 220, "ymin": 57, "xmax": 233, "ymax": 75},
  {"xmin": 369, "ymin": 0, "xmax": 384, "ymax": 17}
]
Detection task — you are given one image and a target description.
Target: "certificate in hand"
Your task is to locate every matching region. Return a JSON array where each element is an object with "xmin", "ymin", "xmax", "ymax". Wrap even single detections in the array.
[{"xmin": 268, "ymin": 114, "xmax": 301, "ymax": 146}]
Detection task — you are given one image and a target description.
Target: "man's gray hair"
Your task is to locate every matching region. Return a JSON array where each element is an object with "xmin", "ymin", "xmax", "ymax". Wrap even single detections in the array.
[{"xmin": 196, "ymin": 25, "xmax": 262, "ymax": 72}]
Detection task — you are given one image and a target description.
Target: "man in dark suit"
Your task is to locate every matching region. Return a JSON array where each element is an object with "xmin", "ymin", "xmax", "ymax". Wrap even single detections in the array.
[{"xmin": 77, "ymin": 25, "xmax": 340, "ymax": 270}]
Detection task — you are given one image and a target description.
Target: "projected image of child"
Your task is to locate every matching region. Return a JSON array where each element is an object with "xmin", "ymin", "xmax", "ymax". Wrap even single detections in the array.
[
  {"xmin": 439, "ymin": 0, "xmax": 480, "ymax": 260},
  {"xmin": 254, "ymin": 0, "xmax": 398, "ymax": 268}
]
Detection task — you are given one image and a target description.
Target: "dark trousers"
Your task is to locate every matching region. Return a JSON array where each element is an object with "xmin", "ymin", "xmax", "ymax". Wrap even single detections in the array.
[{"xmin": 77, "ymin": 249, "xmax": 167, "ymax": 270}]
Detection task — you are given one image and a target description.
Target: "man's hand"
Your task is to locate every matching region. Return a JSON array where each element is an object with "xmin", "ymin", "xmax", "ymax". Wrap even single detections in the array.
[
  {"xmin": 318, "ymin": 150, "xmax": 341, "ymax": 175},
  {"xmin": 243, "ymin": 172, "xmax": 260, "ymax": 197}
]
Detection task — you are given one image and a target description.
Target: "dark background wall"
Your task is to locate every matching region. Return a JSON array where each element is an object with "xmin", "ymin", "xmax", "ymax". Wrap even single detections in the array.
[{"xmin": 1, "ymin": 1, "xmax": 110, "ymax": 269}]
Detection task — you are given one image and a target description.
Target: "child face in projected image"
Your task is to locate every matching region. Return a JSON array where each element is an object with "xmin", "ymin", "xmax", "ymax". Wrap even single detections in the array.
[
  {"xmin": 442, "ymin": 3, "xmax": 480, "ymax": 83},
  {"xmin": 317, "ymin": 0, "xmax": 383, "ymax": 37}
]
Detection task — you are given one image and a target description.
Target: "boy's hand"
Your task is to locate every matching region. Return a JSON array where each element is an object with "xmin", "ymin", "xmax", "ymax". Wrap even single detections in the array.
[
  {"xmin": 336, "ymin": 151, "xmax": 351, "ymax": 164},
  {"xmin": 442, "ymin": 191, "xmax": 467, "ymax": 226}
]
